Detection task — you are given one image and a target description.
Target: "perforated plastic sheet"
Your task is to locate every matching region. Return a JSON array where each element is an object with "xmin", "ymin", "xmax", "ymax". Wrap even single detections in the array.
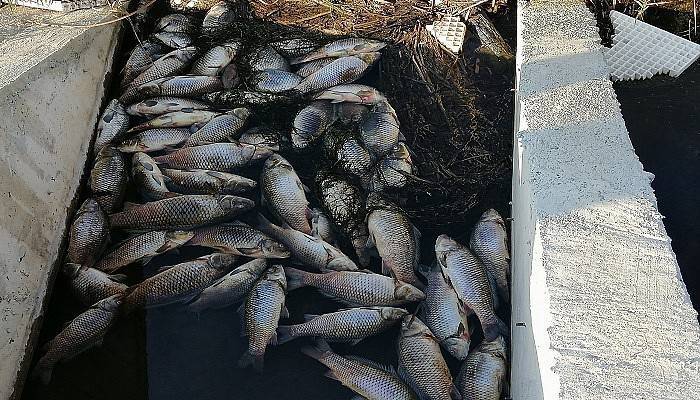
[{"xmin": 427, "ymin": 16, "xmax": 467, "ymax": 54}]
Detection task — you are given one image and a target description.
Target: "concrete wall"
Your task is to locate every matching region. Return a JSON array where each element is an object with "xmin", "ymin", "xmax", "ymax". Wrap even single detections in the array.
[
  {"xmin": 512, "ymin": 0, "xmax": 700, "ymax": 399},
  {"xmin": 0, "ymin": 6, "xmax": 120, "ymax": 399}
]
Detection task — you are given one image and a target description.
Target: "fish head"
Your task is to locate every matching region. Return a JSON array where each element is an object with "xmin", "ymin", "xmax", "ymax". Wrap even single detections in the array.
[
  {"xmin": 217, "ymin": 195, "xmax": 255, "ymax": 213},
  {"xmin": 166, "ymin": 230, "xmax": 196, "ymax": 246},
  {"xmin": 291, "ymin": 132, "xmax": 312, "ymax": 149},
  {"xmin": 479, "ymin": 335, "xmax": 508, "ymax": 359},
  {"xmin": 356, "ymin": 52, "xmax": 382, "ymax": 65},
  {"xmin": 62, "ymin": 263, "xmax": 83, "ymax": 278},
  {"xmin": 392, "ymin": 142, "xmax": 412, "ymax": 163},
  {"xmin": 356, "ymin": 40, "xmax": 387, "ymax": 53},
  {"xmin": 264, "ymin": 153, "xmax": 290, "ymax": 169},
  {"xmin": 393, "ymin": 281, "xmax": 426, "ymax": 302},
  {"xmin": 222, "ymin": 175, "xmax": 257, "ymax": 192},
  {"xmin": 265, "ymin": 265, "xmax": 287, "ymax": 289},
  {"xmin": 223, "ymin": 40, "xmax": 242, "ymax": 55},
  {"xmin": 207, "ymin": 253, "xmax": 238, "ymax": 270},
  {"xmin": 261, "ymin": 238, "xmax": 291, "ymax": 258},
  {"xmin": 380, "ymin": 307, "xmax": 409, "ymax": 321},
  {"xmin": 78, "ymin": 198, "xmax": 102, "ymax": 215},
  {"xmin": 138, "ymin": 81, "xmax": 162, "ymax": 97},
  {"xmin": 400, "ymin": 315, "xmax": 432, "ymax": 337},
  {"xmin": 443, "ymin": 336, "xmax": 471, "ymax": 360},
  {"xmin": 480, "ymin": 208, "xmax": 505, "ymax": 225},
  {"xmin": 132, "ymin": 152, "xmax": 157, "ymax": 171},
  {"xmin": 97, "ymin": 294, "xmax": 123, "ymax": 311},
  {"xmin": 435, "ymin": 234, "xmax": 462, "ymax": 254},
  {"xmin": 227, "ymin": 107, "xmax": 251, "ymax": 121}
]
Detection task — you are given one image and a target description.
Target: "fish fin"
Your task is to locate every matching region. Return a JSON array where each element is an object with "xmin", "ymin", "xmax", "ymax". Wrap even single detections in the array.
[
  {"xmin": 280, "ymin": 304, "xmax": 290, "ymax": 319},
  {"xmin": 303, "ymin": 313, "xmax": 319, "ymax": 322},
  {"xmin": 329, "ymin": 98, "xmax": 343, "ymax": 104},
  {"xmin": 237, "ymin": 351, "xmax": 264, "ymax": 372},
  {"xmin": 398, "ymin": 131, "xmax": 407, "ymax": 141},
  {"xmin": 236, "ymin": 247, "xmax": 264, "ymax": 257},
  {"xmin": 283, "ymin": 267, "xmax": 308, "ymax": 291},
  {"xmin": 300, "ymin": 339, "xmax": 333, "ymax": 362},
  {"xmin": 396, "ymin": 364, "xmax": 411, "ymax": 385},
  {"xmin": 345, "ymin": 356, "xmax": 394, "ymax": 374},
  {"xmin": 275, "ymin": 325, "xmax": 295, "ymax": 345},
  {"xmin": 108, "ymin": 274, "xmax": 128, "ymax": 283},
  {"xmin": 227, "ymin": 220, "xmax": 252, "ymax": 227},
  {"xmin": 348, "ymin": 338, "xmax": 364, "ymax": 346},
  {"xmin": 205, "ymin": 170, "xmax": 230, "ymax": 179},
  {"xmin": 251, "ymin": 213, "xmax": 281, "ymax": 237},
  {"xmin": 450, "ymin": 383, "xmax": 463, "ymax": 400},
  {"xmin": 482, "ymin": 316, "xmax": 509, "ymax": 342},
  {"xmin": 323, "ymin": 370, "xmax": 340, "ymax": 381}
]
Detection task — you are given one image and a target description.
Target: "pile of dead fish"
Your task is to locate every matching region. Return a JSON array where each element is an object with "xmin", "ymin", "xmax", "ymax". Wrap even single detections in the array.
[{"xmin": 33, "ymin": 4, "xmax": 511, "ymax": 399}]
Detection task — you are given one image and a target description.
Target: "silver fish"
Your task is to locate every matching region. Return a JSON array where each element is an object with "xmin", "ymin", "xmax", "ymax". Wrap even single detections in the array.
[
  {"xmin": 152, "ymin": 31, "xmax": 193, "ymax": 49},
  {"xmin": 201, "ymin": 1, "xmax": 240, "ymax": 36},
  {"xmin": 276, "ymin": 306, "xmax": 407, "ymax": 344},
  {"xmin": 153, "ymin": 142, "xmax": 273, "ymax": 172},
  {"xmin": 335, "ymin": 102, "xmax": 370, "ymax": 124},
  {"xmin": 469, "ymin": 209, "xmax": 510, "ymax": 305},
  {"xmin": 221, "ymin": 63, "xmax": 240, "ymax": 88},
  {"xmin": 162, "ymin": 168, "xmax": 257, "ymax": 194},
  {"xmin": 131, "ymin": 75, "xmax": 223, "ymax": 101},
  {"xmin": 124, "ymin": 253, "xmax": 237, "ymax": 312},
  {"xmin": 185, "ymin": 108, "xmax": 251, "ymax": 146},
  {"xmin": 249, "ymin": 45, "xmax": 289, "ymax": 72},
  {"xmin": 238, "ymin": 127, "xmax": 281, "ymax": 152},
  {"xmin": 251, "ymin": 69, "xmax": 302, "ymax": 94},
  {"xmin": 187, "ymin": 221, "xmax": 290, "ymax": 258},
  {"xmin": 63, "ymin": 263, "xmax": 127, "ymax": 306},
  {"xmin": 315, "ymin": 84, "xmax": 387, "ymax": 105},
  {"xmin": 310, "ymin": 208, "xmax": 336, "ymax": 244},
  {"xmin": 238, "ymin": 265, "xmax": 287, "ymax": 372},
  {"xmin": 302, "ymin": 340, "xmax": 418, "ymax": 400},
  {"xmin": 293, "ymin": 53, "xmax": 381, "ymax": 95},
  {"xmin": 118, "ymin": 128, "xmax": 192, "ymax": 153},
  {"xmin": 292, "ymin": 38, "xmax": 386, "ymax": 64},
  {"xmin": 188, "ymin": 258, "xmax": 269, "ymax": 313},
  {"xmin": 33, "ymin": 295, "xmax": 122, "ymax": 384},
  {"xmin": 361, "ymin": 100, "xmax": 400, "ymax": 158},
  {"xmin": 254, "ymin": 214, "xmax": 358, "ymax": 272},
  {"xmin": 285, "ymin": 267, "xmax": 424, "ymax": 307},
  {"xmin": 335, "ymin": 137, "xmax": 373, "ymax": 176},
  {"xmin": 397, "ymin": 316, "xmax": 460, "ymax": 400},
  {"xmin": 67, "ymin": 198, "xmax": 109, "ymax": 267},
  {"xmin": 120, "ymin": 47, "xmax": 199, "ymax": 103},
  {"xmin": 291, "ymin": 100, "xmax": 337, "ymax": 149},
  {"xmin": 270, "ymin": 38, "xmax": 317, "ymax": 59},
  {"xmin": 154, "ymin": 13, "xmax": 196, "ymax": 33},
  {"xmin": 364, "ymin": 142, "xmax": 412, "ymax": 192},
  {"xmin": 456, "ymin": 336, "xmax": 508, "ymax": 400},
  {"xmin": 190, "ymin": 40, "xmax": 241, "ymax": 76},
  {"xmin": 132, "ymin": 152, "xmax": 177, "ymax": 200},
  {"xmin": 203, "ymin": 90, "xmax": 291, "ymax": 107},
  {"xmin": 129, "ymin": 110, "xmax": 221, "ymax": 132},
  {"xmin": 295, "ymin": 58, "xmax": 335, "ymax": 78},
  {"xmin": 94, "ymin": 230, "xmax": 194, "ymax": 273},
  {"xmin": 121, "ymin": 40, "xmax": 167, "ymax": 89},
  {"xmin": 366, "ymin": 195, "xmax": 422, "ymax": 288},
  {"xmin": 94, "ymin": 99, "xmax": 129, "ymax": 153},
  {"xmin": 126, "ymin": 97, "xmax": 210, "ymax": 117},
  {"xmin": 435, "ymin": 234, "xmax": 507, "ymax": 342},
  {"xmin": 260, "ymin": 154, "xmax": 312, "ymax": 234},
  {"xmin": 169, "ymin": 0, "xmax": 220, "ymax": 12},
  {"xmin": 109, "ymin": 195, "xmax": 254, "ymax": 230},
  {"xmin": 89, "ymin": 147, "xmax": 128, "ymax": 214}
]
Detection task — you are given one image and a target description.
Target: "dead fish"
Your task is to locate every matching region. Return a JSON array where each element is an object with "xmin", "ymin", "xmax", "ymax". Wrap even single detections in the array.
[
  {"xmin": 270, "ymin": 38, "xmax": 317, "ymax": 59},
  {"xmin": 67, "ymin": 198, "xmax": 109, "ymax": 267},
  {"xmin": 124, "ymin": 253, "xmax": 237, "ymax": 312},
  {"xmin": 364, "ymin": 142, "xmax": 412, "ymax": 192},
  {"xmin": 335, "ymin": 102, "xmax": 370, "ymax": 124},
  {"xmin": 109, "ymin": 195, "xmax": 254, "ymax": 230},
  {"xmin": 129, "ymin": 110, "xmax": 221, "ymax": 132},
  {"xmin": 238, "ymin": 127, "xmax": 281, "ymax": 152},
  {"xmin": 285, "ymin": 267, "xmax": 424, "ymax": 307},
  {"xmin": 153, "ymin": 142, "xmax": 273, "ymax": 172},
  {"xmin": 315, "ymin": 84, "xmax": 386, "ymax": 105},
  {"xmin": 188, "ymin": 258, "xmax": 269, "ymax": 313},
  {"xmin": 291, "ymin": 100, "xmax": 337, "ymax": 149},
  {"xmin": 292, "ymin": 38, "xmax": 386, "ymax": 64},
  {"xmin": 435, "ymin": 234, "xmax": 507, "ymax": 342},
  {"xmin": 221, "ymin": 63, "xmax": 240, "ymax": 88},
  {"xmin": 94, "ymin": 99, "xmax": 130, "ymax": 153},
  {"xmin": 203, "ymin": 90, "xmax": 292, "ymax": 107},
  {"xmin": 118, "ymin": 128, "xmax": 192, "ymax": 153},
  {"xmin": 190, "ymin": 40, "xmax": 241, "ymax": 76},
  {"xmin": 251, "ymin": 69, "xmax": 303, "ymax": 94},
  {"xmin": 201, "ymin": 1, "xmax": 240, "ymax": 36},
  {"xmin": 276, "ymin": 306, "xmax": 407, "ymax": 344},
  {"xmin": 162, "ymin": 168, "xmax": 257, "ymax": 194},
  {"xmin": 185, "ymin": 108, "xmax": 251, "ymax": 146},
  {"xmin": 186, "ymin": 221, "xmax": 290, "ymax": 258},
  {"xmin": 260, "ymin": 154, "xmax": 312, "ymax": 234},
  {"xmin": 126, "ymin": 97, "xmax": 210, "ymax": 117},
  {"xmin": 456, "ymin": 336, "xmax": 508, "ymax": 400},
  {"xmin": 89, "ymin": 147, "xmax": 128, "ymax": 214},
  {"xmin": 121, "ymin": 40, "xmax": 167, "ymax": 89},
  {"xmin": 238, "ymin": 265, "xmax": 287, "ymax": 372},
  {"xmin": 63, "ymin": 263, "xmax": 127, "ymax": 306},
  {"xmin": 154, "ymin": 13, "xmax": 196, "ymax": 33},
  {"xmin": 120, "ymin": 47, "xmax": 199, "ymax": 103},
  {"xmin": 302, "ymin": 340, "xmax": 419, "ymax": 400},
  {"xmin": 469, "ymin": 209, "xmax": 510, "ymax": 305},
  {"xmin": 360, "ymin": 100, "xmax": 400, "ymax": 158},
  {"xmin": 335, "ymin": 137, "xmax": 373, "ymax": 176},
  {"xmin": 94, "ymin": 230, "xmax": 194, "ymax": 273},
  {"xmin": 295, "ymin": 58, "xmax": 334, "ymax": 78},
  {"xmin": 254, "ymin": 214, "xmax": 358, "ymax": 272},
  {"xmin": 366, "ymin": 195, "xmax": 422, "ymax": 288},
  {"xmin": 131, "ymin": 75, "xmax": 223, "ymax": 101},
  {"xmin": 169, "ymin": 0, "xmax": 220, "ymax": 12},
  {"xmin": 249, "ymin": 45, "xmax": 289, "ymax": 72},
  {"xmin": 397, "ymin": 316, "xmax": 461, "ymax": 400},
  {"xmin": 310, "ymin": 208, "xmax": 336, "ymax": 244},
  {"xmin": 293, "ymin": 53, "xmax": 381, "ymax": 95},
  {"xmin": 132, "ymin": 152, "xmax": 177, "ymax": 200},
  {"xmin": 33, "ymin": 295, "xmax": 122, "ymax": 384},
  {"xmin": 419, "ymin": 264, "xmax": 471, "ymax": 360},
  {"xmin": 153, "ymin": 31, "xmax": 193, "ymax": 49}
]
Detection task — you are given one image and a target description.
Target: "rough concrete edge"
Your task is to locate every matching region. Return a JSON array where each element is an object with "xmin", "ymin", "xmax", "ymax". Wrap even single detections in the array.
[{"xmin": 7, "ymin": 22, "xmax": 123, "ymax": 400}]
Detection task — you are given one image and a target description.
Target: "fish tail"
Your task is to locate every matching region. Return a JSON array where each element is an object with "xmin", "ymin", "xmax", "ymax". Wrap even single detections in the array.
[
  {"xmin": 300, "ymin": 339, "xmax": 332, "ymax": 363},
  {"xmin": 482, "ymin": 315, "xmax": 509, "ymax": 342},
  {"xmin": 275, "ymin": 325, "xmax": 297, "ymax": 345},
  {"xmin": 283, "ymin": 267, "xmax": 309, "ymax": 291},
  {"xmin": 237, "ymin": 350, "xmax": 264, "ymax": 372},
  {"xmin": 32, "ymin": 357, "xmax": 54, "ymax": 385}
]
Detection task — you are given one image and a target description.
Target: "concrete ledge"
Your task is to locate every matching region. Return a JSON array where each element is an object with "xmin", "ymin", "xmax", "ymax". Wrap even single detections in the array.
[
  {"xmin": 0, "ymin": 6, "xmax": 120, "ymax": 399},
  {"xmin": 512, "ymin": 0, "xmax": 700, "ymax": 398}
]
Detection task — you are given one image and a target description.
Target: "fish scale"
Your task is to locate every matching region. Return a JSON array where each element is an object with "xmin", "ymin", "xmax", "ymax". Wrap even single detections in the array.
[
  {"xmin": 456, "ymin": 337, "xmax": 507, "ymax": 400},
  {"xmin": 94, "ymin": 230, "xmax": 194, "ymax": 273},
  {"xmin": 89, "ymin": 147, "xmax": 128, "ymax": 214},
  {"xmin": 293, "ymin": 55, "xmax": 377, "ymax": 95},
  {"xmin": 291, "ymin": 100, "xmax": 337, "ymax": 148},
  {"xmin": 292, "ymin": 38, "xmax": 386, "ymax": 64},
  {"xmin": 135, "ymin": 75, "xmax": 223, "ymax": 100},
  {"xmin": 94, "ymin": 99, "xmax": 130, "ymax": 153},
  {"xmin": 295, "ymin": 58, "xmax": 334, "ymax": 78},
  {"xmin": 364, "ymin": 142, "xmax": 412, "ymax": 192},
  {"xmin": 186, "ymin": 108, "xmax": 250, "ymax": 146},
  {"xmin": 118, "ymin": 128, "xmax": 192, "ymax": 153},
  {"xmin": 127, "ymin": 97, "xmax": 210, "ymax": 117},
  {"xmin": 249, "ymin": 46, "xmax": 289, "ymax": 72},
  {"xmin": 68, "ymin": 199, "xmax": 109, "ymax": 267},
  {"xmin": 121, "ymin": 40, "xmax": 167, "ymax": 89},
  {"xmin": 282, "ymin": 307, "xmax": 406, "ymax": 342},
  {"xmin": 336, "ymin": 137, "xmax": 372, "ymax": 176},
  {"xmin": 190, "ymin": 41, "xmax": 240, "ymax": 76},
  {"xmin": 469, "ymin": 209, "xmax": 510, "ymax": 304},
  {"xmin": 155, "ymin": 14, "xmax": 195, "ymax": 33},
  {"xmin": 187, "ymin": 223, "xmax": 289, "ymax": 258},
  {"xmin": 154, "ymin": 142, "xmax": 272, "ymax": 172},
  {"xmin": 64, "ymin": 264, "xmax": 127, "ymax": 306},
  {"xmin": 121, "ymin": 47, "xmax": 199, "ymax": 102},
  {"xmin": 251, "ymin": 70, "xmax": 302, "ymax": 93},
  {"xmin": 162, "ymin": 168, "xmax": 257, "ymax": 194},
  {"xmin": 261, "ymin": 154, "xmax": 311, "ymax": 234},
  {"xmin": 132, "ymin": 152, "xmax": 173, "ymax": 200},
  {"xmin": 361, "ymin": 100, "xmax": 401, "ymax": 158},
  {"xmin": 189, "ymin": 258, "xmax": 269, "ymax": 313}
]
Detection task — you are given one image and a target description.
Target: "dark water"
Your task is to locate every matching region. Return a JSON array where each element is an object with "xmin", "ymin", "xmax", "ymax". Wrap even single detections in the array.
[{"xmin": 614, "ymin": 60, "xmax": 700, "ymax": 318}]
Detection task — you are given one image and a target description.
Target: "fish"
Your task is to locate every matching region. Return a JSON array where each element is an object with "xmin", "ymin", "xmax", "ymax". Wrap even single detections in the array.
[
  {"xmin": 291, "ymin": 38, "xmax": 386, "ymax": 64},
  {"xmin": 238, "ymin": 265, "xmax": 287, "ymax": 372},
  {"xmin": 94, "ymin": 99, "xmax": 130, "ymax": 153},
  {"xmin": 128, "ymin": 110, "xmax": 221, "ymax": 132},
  {"xmin": 238, "ymin": 127, "xmax": 281, "ymax": 151},
  {"xmin": 249, "ymin": 45, "xmax": 289, "ymax": 72},
  {"xmin": 33, "ymin": 295, "xmax": 122, "ymax": 384},
  {"xmin": 109, "ymin": 195, "xmax": 255, "ymax": 230},
  {"xmin": 366, "ymin": 195, "xmax": 422, "ymax": 288},
  {"xmin": 253, "ymin": 214, "xmax": 358, "ymax": 272},
  {"xmin": 126, "ymin": 97, "xmax": 210, "ymax": 117},
  {"xmin": 293, "ymin": 53, "xmax": 381, "ymax": 95},
  {"xmin": 190, "ymin": 40, "xmax": 241, "ymax": 76},
  {"xmin": 117, "ymin": 128, "xmax": 192, "ymax": 153},
  {"xmin": 310, "ymin": 208, "xmax": 336, "ymax": 244},
  {"xmin": 120, "ymin": 47, "xmax": 199, "ymax": 103},
  {"xmin": 162, "ymin": 168, "xmax": 257, "ymax": 195},
  {"xmin": 188, "ymin": 258, "xmax": 269, "ymax": 313},
  {"xmin": 94, "ymin": 230, "xmax": 195, "ymax": 273},
  {"xmin": 186, "ymin": 221, "xmax": 290, "ymax": 258},
  {"xmin": 152, "ymin": 32, "xmax": 193, "ymax": 49},
  {"xmin": 419, "ymin": 264, "xmax": 471, "ymax": 360},
  {"xmin": 89, "ymin": 147, "xmax": 128, "ymax": 214},
  {"xmin": 203, "ymin": 90, "xmax": 292, "ymax": 107},
  {"xmin": 469, "ymin": 209, "xmax": 510, "ymax": 305},
  {"xmin": 295, "ymin": 58, "xmax": 335, "ymax": 78},
  {"xmin": 315, "ymin": 84, "xmax": 387, "ymax": 105},
  {"xmin": 455, "ymin": 336, "xmax": 508, "ymax": 400},
  {"xmin": 130, "ymin": 75, "xmax": 223, "ymax": 101},
  {"xmin": 121, "ymin": 40, "xmax": 167, "ymax": 89},
  {"xmin": 396, "ymin": 316, "xmax": 461, "ymax": 400},
  {"xmin": 335, "ymin": 102, "xmax": 370, "ymax": 124},
  {"xmin": 63, "ymin": 263, "xmax": 127, "ymax": 306},
  {"xmin": 185, "ymin": 108, "xmax": 251, "ymax": 146},
  {"xmin": 221, "ymin": 63, "xmax": 240, "ymax": 88},
  {"xmin": 364, "ymin": 142, "xmax": 412, "ymax": 192},
  {"xmin": 123, "ymin": 253, "xmax": 237, "ymax": 312},
  {"xmin": 334, "ymin": 137, "xmax": 373, "ymax": 176},
  {"xmin": 291, "ymin": 100, "xmax": 337, "ymax": 149},
  {"xmin": 169, "ymin": 0, "xmax": 220, "ymax": 12},
  {"xmin": 270, "ymin": 38, "xmax": 317, "ymax": 59},
  {"xmin": 276, "ymin": 306, "xmax": 407, "ymax": 344},
  {"xmin": 360, "ymin": 100, "xmax": 401, "ymax": 158},
  {"xmin": 131, "ymin": 152, "xmax": 177, "ymax": 200},
  {"xmin": 260, "ymin": 154, "xmax": 312, "ymax": 234},
  {"xmin": 302, "ymin": 340, "xmax": 419, "ymax": 400},
  {"xmin": 67, "ymin": 198, "xmax": 109, "ymax": 267},
  {"xmin": 435, "ymin": 234, "xmax": 507, "ymax": 342},
  {"xmin": 251, "ymin": 69, "xmax": 303, "ymax": 94},
  {"xmin": 201, "ymin": 1, "xmax": 241, "ymax": 36},
  {"xmin": 154, "ymin": 13, "xmax": 196, "ymax": 33},
  {"xmin": 285, "ymin": 267, "xmax": 424, "ymax": 307},
  {"xmin": 153, "ymin": 142, "xmax": 273, "ymax": 172}
]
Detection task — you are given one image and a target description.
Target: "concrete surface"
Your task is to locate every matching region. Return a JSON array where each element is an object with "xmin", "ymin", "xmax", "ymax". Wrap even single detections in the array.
[
  {"xmin": 0, "ymin": 5, "xmax": 121, "ymax": 399},
  {"xmin": 512, "ymin": 0, "xmax": 700, "ymax": 399}
]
